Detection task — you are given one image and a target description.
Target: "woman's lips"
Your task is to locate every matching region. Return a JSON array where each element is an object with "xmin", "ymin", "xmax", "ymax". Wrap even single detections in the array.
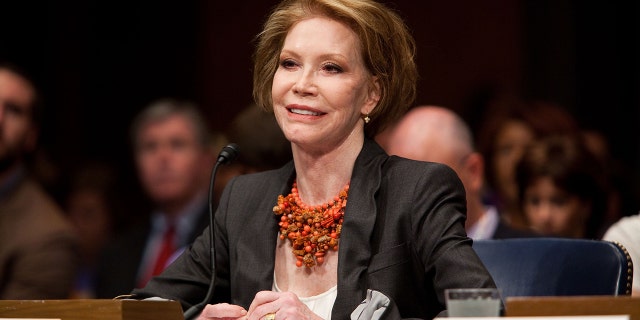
[
  {"xmin": 286, "ymin": 105, "xmax": 327, "ymax": 116},
  {"xmin": 289, "ymin": 108, "xmax": 322, "ymax": 116}
]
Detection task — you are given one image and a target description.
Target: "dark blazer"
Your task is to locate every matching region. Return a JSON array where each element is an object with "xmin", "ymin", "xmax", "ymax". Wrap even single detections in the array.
[
  {"xmin": 96, "ymin": 204, "xmax": 209, "ymax": 299},
  {"xmin": 134, "ymin": 139, "xmax": 496, "ymax": 319}
]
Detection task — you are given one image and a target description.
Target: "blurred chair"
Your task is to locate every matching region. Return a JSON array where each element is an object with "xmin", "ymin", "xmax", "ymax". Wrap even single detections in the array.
[{"xmin": 473, "ymin": 238, "xmax": 633, "ymax": 299}]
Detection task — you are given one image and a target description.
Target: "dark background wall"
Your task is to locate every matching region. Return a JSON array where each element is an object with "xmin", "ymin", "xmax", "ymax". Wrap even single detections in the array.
[{"xmin": 2, "ymin": 0, "xmax": 638, "ymax": 216}]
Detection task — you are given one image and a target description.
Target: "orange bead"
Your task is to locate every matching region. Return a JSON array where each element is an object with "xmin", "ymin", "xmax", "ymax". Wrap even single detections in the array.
[
  {"xmin": 316, "ymin": 256, "xmax": 324, "ymax": 264},
  {"xmin": 305, "ymin": 246, "xmax": 312, "ymax": 253},
  {"xmin": 296, "ymin": 260, "xmax": 303, "ymax": 267}
]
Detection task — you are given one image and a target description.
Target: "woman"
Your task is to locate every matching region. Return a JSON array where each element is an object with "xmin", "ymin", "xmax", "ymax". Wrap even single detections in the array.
[
  {"xmin": 515, "ymin": 135, "xmax": 607, "ymax": 239},
  {"xmin": 133, "ymin": 0, "xmax": 496, "ymax": 319},
  {"xmin": 477, "ymin": 98, "xmax": 580, "ymax": 229}
]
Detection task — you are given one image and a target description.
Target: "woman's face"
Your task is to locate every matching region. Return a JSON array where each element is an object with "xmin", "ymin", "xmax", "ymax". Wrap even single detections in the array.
[
  {"xmin": 493, "ymin": 120, "xmax": 534, "ymax": 205},
  {"xmin": 523, "ymin": 177, "xmax": 589, "ymax": 238},
  {"xmin": 271, "ymin": 16, "xmax": 379, "ymax": 151}
]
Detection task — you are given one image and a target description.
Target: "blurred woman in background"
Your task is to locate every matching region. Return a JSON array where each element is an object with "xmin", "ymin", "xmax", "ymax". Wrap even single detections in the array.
[{"xmin": 515, "ymin": 134, "xmax": 607, "ymax": 238}]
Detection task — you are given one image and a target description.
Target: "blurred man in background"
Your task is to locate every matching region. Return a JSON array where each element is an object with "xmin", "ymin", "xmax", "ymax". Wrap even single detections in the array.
[
  {"xmin": 96, "ymin": 99, "xmax": 213, "ymax": 298},
  {"xmin": 383, "ymin": 106, "xmax": 537, "ymax": 239},
  {"xmin": 0, "ymin": 63, "xmax": 78, "ymax": 298}
]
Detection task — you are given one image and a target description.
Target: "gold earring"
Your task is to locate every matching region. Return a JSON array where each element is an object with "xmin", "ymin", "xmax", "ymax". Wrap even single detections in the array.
[{"xmin": 363, "ymin": 114, "xmax": 370, "ymax": 124}]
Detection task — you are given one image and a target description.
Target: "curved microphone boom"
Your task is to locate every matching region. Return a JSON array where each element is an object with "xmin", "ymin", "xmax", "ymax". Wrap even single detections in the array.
[{"xmin": 183, "ymin": 143, "xmax": 239, "ymax": 320}]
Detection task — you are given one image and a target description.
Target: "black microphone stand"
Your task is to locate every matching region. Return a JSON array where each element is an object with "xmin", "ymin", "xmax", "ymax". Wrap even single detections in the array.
[{"xmin": 183, "ymin": 143, "xmax": 239, "ymax": 320}]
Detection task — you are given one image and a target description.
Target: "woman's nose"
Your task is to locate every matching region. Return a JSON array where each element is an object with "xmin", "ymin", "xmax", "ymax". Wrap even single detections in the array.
[
  {"xmin": 292, "ymin": 70, "xmax": 317, "ymax": 96},
  {"xmin": 536, "ymin": 203, "xmax": 554, "ymax": 222}
]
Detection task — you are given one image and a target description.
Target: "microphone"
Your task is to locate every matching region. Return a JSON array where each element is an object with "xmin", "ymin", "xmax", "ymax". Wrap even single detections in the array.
[
  {"xmin": 183, "ymin": 143, "xmax": 239, "ymax": 320},
  {"xmin": 217, "ymin": 143, "xmax": 240, "ymax": 165}
]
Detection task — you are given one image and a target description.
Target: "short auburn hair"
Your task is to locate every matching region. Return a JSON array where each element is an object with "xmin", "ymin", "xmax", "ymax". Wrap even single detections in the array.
[{"xmin": 252, "ymin": 0, "xmax": 418, "ymax": 138}]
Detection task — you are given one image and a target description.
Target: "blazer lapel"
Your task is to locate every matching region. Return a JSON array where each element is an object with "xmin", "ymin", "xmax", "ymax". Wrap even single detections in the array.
[
  {"xmin": 247, "ymin": 162, "xmax": 296, "ymax": 294},
  {"xmin": 333, "ymin": 139, "xmax": 388, "ymax": 318}
]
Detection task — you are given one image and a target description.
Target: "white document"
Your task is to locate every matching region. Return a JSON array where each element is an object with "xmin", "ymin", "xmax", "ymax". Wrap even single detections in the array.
[{"xmin": 445, "ymin": 316, "xmax": 629, "ymax": 320}]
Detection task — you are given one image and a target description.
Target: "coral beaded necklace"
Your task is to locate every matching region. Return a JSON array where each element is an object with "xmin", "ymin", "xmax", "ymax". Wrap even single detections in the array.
[{"xmin": 273, "ymin": 180, "xmax": 350, "ymax": 268}]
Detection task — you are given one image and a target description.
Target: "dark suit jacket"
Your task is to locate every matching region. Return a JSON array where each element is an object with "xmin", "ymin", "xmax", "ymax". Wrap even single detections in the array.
[
  {"xmin": 134, "ymin": 139, "xmax": 496, "ymax": 319},
  {"xmin": 96, "ymin": 203, "xmax": 209, "ymax": 298}
]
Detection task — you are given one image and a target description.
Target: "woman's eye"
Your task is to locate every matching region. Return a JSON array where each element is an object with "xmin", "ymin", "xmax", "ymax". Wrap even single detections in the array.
[
  {"xmin": 497, "ymin": 145, "xmax": 513, "ymax": 157},
  {"xmin": 323, "ymin": 63, "xmax": 343, "ymax": 73},
  {"xmin": 526, "ymin": 196, "xmax": 540, "ymax": 206},
  {"xmin": 280, "ymin": 59, "xmax": 297, "ymax": 69},
  {"xmin": 551, "ymin": 196, "xmax": 568, "ymax": 206}
]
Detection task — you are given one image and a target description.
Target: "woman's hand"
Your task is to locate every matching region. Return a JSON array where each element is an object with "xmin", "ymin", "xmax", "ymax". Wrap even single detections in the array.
[
  {"xmin": 197, "ymin": 303, "xmax": 248, "ymax": 320},
  {"xmin": 246, "ymin": 291, "xmax": 322, "ymax": 320}
]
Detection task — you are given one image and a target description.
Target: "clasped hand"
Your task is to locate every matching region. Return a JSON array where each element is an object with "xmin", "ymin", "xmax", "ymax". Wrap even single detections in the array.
[{"xmin": 197, "ymin": 291, "xmax": 322, "ymax": 320}]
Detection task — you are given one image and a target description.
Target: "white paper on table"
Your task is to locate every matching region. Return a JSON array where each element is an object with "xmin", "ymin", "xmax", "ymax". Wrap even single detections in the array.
[{"xmin": 444, "ymin": 316, "xmax": 629, "ymax": 320}]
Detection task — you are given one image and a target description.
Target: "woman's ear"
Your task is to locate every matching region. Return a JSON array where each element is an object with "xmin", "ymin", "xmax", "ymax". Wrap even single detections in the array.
[{"xmin": 362, "ymin": 76, "xmax": 381, "ymax": 115}]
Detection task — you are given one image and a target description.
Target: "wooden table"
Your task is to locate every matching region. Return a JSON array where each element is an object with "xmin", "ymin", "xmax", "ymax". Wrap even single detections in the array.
[{"xmin": 506, "ymin": 296, "xmax": 640, "ymax": 320}]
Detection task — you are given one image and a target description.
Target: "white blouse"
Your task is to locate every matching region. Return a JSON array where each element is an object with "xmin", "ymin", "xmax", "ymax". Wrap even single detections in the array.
[{"xmin": 272, "ymin": 273, "xmax": 337, "ymax": 320}]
